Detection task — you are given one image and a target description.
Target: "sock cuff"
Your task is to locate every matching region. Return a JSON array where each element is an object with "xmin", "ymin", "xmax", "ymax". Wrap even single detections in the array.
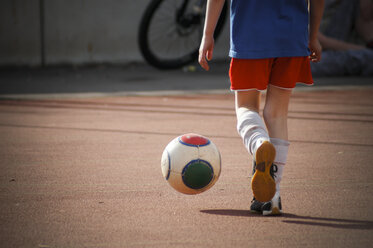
[
  {"xmin": 236, "ymin": 110, "xmax": 265, "ymax": 132},
  {"xmin": 237, "ymin": 109, "xmax": 269, "ymax": 155}
]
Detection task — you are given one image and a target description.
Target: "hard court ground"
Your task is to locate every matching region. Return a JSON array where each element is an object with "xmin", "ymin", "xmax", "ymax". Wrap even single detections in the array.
[{"xmin": 0, "ymin": 65, "xmax": 372, "ymax": 247}]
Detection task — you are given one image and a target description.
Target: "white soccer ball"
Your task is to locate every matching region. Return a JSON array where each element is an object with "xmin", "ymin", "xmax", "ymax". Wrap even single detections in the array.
[{"xmin": 161, "ymin": 133, "xmax": 221, "ymax": 195}]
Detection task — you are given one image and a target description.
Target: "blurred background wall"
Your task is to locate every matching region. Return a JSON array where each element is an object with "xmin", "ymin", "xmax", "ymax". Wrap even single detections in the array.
[{"xmin": 0, "ymin": 0, "xmax": 230, "ymax": 66}]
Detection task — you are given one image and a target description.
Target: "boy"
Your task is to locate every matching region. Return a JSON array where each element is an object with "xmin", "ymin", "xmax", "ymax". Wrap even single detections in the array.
[{"xmin": 199, "ymin": 0, "xmax": 324, "ymax": 215}]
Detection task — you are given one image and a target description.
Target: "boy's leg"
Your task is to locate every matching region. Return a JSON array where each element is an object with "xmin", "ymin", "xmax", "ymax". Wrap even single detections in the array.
[
  {"xmin": 263, "ymin": 84, "xmax": 292, "ymax": 140},
  {"xmin": 261, "ymin": 85, "xmax": 292, "ymax": 215},
  {"xmin": 235, "ymin": 91, "xmax": 276, "ymax": 203}
]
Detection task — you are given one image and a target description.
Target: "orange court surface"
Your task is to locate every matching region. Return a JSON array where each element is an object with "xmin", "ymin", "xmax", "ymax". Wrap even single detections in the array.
[{"xmin": 0, "ymin": 70, "xmax": 372, "ymax": 247}]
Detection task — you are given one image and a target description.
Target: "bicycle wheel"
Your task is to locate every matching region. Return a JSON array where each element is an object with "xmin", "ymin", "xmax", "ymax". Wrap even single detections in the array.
[{"xmin": 138, "ymin": 0, "xmax": 228, "ymax": 70}]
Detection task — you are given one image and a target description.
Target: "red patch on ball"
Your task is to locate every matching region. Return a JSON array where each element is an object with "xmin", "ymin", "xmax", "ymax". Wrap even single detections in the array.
[{"xmin": 180, "ymin": 133, "xmax": 210, "ymax": 146}]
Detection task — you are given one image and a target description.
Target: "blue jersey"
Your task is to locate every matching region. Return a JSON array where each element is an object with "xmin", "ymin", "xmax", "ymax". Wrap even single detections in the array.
[{"xmin": 229, "ymin": 0, "xmax": 310, "ymax": 59}]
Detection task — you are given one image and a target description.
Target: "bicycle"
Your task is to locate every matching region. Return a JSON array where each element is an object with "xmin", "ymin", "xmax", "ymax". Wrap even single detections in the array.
[{"xmin": 138, "ymin": 0, "xmax": 228, "ymax": 70}]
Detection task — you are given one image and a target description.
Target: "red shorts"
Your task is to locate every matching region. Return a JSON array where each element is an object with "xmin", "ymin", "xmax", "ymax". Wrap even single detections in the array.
[{"xmin": 229, "ymin": 57, "xmax": 314, "ymax": 91}]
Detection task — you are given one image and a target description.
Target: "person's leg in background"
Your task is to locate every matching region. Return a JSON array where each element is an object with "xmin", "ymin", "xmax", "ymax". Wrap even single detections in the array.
[{"xmin": 356, "ymin": 0, "xmax": 373, "ymax": 47}]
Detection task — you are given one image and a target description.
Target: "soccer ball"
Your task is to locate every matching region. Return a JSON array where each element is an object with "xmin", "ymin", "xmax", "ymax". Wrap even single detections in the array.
[{"xmin": 161, "ymin": 133, "xmax": 221, "ymax": 195}]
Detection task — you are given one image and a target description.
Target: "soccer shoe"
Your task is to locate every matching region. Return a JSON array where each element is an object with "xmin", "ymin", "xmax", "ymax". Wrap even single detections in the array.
[
  {"xmin": 262, "ymin": 192, "xmax": 283, "ymax": 216},
  {"xmin": 250, "ymin": 197, "xmax": 264, "ymax": 213},
  {"xmin": 251, "ymin": 141, "xmax": 276, "ymax": 202}
]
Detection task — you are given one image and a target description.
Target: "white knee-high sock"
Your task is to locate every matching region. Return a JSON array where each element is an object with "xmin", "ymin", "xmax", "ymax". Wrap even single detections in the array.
[
  {"xmin": 236, "ymin": 109, "xmax": 270, "ymax": 156},
  {"xmin": 270, "ymin": 138, "xmax": 290, "ymax": 194}
]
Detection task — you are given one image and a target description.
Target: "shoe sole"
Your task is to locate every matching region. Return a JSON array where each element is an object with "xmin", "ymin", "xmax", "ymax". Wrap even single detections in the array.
[{"xmin": 251, "ymin": 141, "xmax": 276, "ymax": 202}]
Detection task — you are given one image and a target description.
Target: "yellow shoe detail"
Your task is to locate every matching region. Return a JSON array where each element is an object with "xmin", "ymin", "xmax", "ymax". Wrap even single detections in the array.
[{"xmin": 251, "ymin": 141, "xmax": 276, "ymax": 202}]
